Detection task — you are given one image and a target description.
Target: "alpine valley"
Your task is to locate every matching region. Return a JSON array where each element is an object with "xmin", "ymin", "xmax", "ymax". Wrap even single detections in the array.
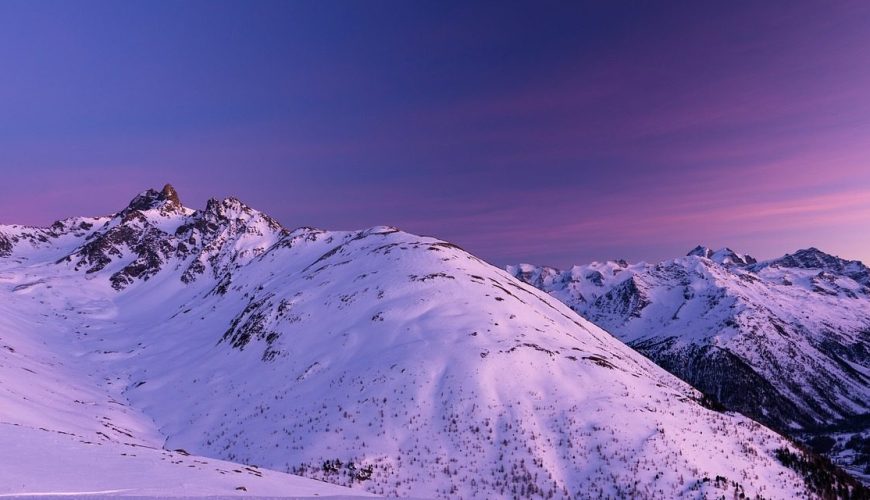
[
  {"xmin": 0, "ymin": 185, "xmax": 865, "ymax": 498},
  {"xmin": 509, "ymin": 246, "xmax": 870, "ymax": 486}
]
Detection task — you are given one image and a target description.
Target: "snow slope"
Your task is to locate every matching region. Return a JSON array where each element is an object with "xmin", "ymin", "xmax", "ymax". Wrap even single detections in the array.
[
  {"xmin": 0, "ymin": 186, "xmax": 859, "ymax": 498},
  {"xmin": 509, "ymin": 247, "xmax": 870, "ymax": 482},
  {"xmin": 0, "ymin": 204, "xmax": 370, "ymax": 498},
  {"xmin": 0, "ymin": 424, "xmax": 369, "ymax": 497}
]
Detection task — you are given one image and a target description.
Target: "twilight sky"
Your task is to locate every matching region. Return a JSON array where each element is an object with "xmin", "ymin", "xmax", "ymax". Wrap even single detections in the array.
[{"xmin": 1, "ymin": 1, "xmax": 869, "ymax": 267}]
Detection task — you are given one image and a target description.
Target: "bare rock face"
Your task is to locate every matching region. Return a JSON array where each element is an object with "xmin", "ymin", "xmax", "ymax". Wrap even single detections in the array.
[
  {"xmin": 161, "ymin": 183, "xmax": 181, "ymax": 207},
  {"xmin": 761, "ymin": 247, "xmax": 870, "ymax": 287},
  {"xmin": 687, "ymin": 245, "xmax": 714, "ymax": 259},
  {"xmin": 49, "ymin": 186, "xmax": 289, "ymax": 291},
  {"xmin": 0, "ymin": 232, "xmax": 11, "ymax": 257},
  {"xmin": 688, "ymin": 245, "xmax": 757, "ymax": 266},
  {"xmin": 122, "ymin": 184, "xmax": 183, "ymax": 216}
]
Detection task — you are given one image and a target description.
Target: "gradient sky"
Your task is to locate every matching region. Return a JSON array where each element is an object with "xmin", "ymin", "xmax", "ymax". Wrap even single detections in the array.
[{"xmin": 2, "ymin": 1, "xmax": 870, "ymax": 268}]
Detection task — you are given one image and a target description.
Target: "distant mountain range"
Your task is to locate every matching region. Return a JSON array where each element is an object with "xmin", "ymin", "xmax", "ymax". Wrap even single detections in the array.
[
  {"xmin": 0, "ymin": 185, "xmax": 864, "ymax": 498},
  {"xmin": 509, "ymin": 245, "xmax": 870, "ymax": 483}
]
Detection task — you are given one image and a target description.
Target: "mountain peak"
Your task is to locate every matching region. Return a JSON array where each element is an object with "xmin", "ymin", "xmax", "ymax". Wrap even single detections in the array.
[
  {"xmin": 204, "ymin": 196, "xmax": 252, "ymax": 217},
  {"xmin": 687, "ymin": 245, "xmax": 713, "ymax": 258},
  {"xmin": 687, "ymin": 245, "xmax": 755, "ymax": 266},
  {"xmin": 124, "ymin": 184, "xmax": 182, "ymax": 214},
  {"xmin": 778, "ymin": 247, "xmax": 834, "ymax": 266},
  {"xmin": 160, "ymin": 183, "xmax": 181, "ymax": 206},
  {"xmin": 769, "ymin": 247, "xmax": 865, "ymax": 274},
  {"xmin": 793, "ymin": 247, "xmax": 829, "ymax": 259}
]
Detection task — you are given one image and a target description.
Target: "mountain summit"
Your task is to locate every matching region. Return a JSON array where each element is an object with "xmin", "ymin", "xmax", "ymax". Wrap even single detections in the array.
[
  {"xmin": 124, "ymin": 183, "xmax": 183, "ymax": 213},
  {"xmin": 687, "ymin": 245, "xmax": 757, "ymax": 265},
  {"xmin": 761, "ymin": 247, "xmax": 870, "ymax": 287}
]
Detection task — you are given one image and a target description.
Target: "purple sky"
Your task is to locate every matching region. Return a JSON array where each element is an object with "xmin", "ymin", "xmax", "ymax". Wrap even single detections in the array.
[{"xmin": 1, "ymin": 1, "xmax": 869, "ymax": 268}]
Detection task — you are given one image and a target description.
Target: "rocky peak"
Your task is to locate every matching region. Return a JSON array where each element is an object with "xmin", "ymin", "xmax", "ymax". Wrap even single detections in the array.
[
  {"xmin": 63, "ymin": 187, "xmax": 290, "ymax": 290},
  {"xmin": 0, "ymin": 232, "xmax": 11, "ymax": 257},
  {"xmin": 775, "ymin": 248, "xmax": 841, "ymax": 270},
  {"xmin": 204, "ymin": 196, "xmax": 247, "ymax": 217},
  {"xmin": 201, "ymin": 196, "xmax": 285, "ymax": 235},
  {"xmin": 767, "ymin": 248, "xmax": 870, "ymax": 285},
  {"xmin": 123, "ymin": 184, "xmax": 183, "ymax": 214},
  {"xmin": 711, "ymin": 248, "xmax": 756, "ymax": 266},
  {"xmin": 160, "ymin": 183, "xmax": 181, "ymax": 207},
  {"xmin": 688, "ymin": 245, "xmax": 714, "ymax": 259},
  {"xmin": 688, "ymin": 246, "xmax": 755, "ymax": 266}
]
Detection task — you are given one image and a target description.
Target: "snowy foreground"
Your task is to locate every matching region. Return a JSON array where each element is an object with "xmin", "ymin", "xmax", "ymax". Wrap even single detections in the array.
[
  {"xmin": 0, "ymin": 186, "xmax": 861, "ymax": 498},
  {"xmin": 0, "ymin": 424, "xmax": 370, "ymax": 498}
]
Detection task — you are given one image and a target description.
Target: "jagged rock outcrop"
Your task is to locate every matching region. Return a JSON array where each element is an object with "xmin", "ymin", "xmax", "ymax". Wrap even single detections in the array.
[
  {"xmin": 688, "ymin": 245, "xmax": 757, "ymax": 265},
  {"xmin": 45, "ymin": 187, "xmax": 287, "ymax": 290},
  {"xmin": 123, "ymin": 183, "xmax": 183, "ymax": 214},
  {"xmin": 759, "ymin": 247, "xmax": 870, "ymax": 288},
  {"xmin": 0, "ymin": 232, "xmax": 11, "ymax": 257}
]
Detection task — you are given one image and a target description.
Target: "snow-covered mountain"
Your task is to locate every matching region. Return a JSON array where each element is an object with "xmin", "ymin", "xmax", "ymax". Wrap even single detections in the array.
[
  {"xmin": 509, "ymin": 246, "xmax": 870, "ymax": 483},
  {"xmin": 0, "ymin": 187, "xmax": 863, "ymax": 498}
]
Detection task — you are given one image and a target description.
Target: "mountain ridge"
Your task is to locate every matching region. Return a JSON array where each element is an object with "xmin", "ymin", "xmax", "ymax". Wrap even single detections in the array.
[
  {"xmin": 509, "ymin": 246, "xmax": 870, "ymax": 483},
  {"xmin": 0, "ymin": 187, "xmax": 864, "ymax": 497}
]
